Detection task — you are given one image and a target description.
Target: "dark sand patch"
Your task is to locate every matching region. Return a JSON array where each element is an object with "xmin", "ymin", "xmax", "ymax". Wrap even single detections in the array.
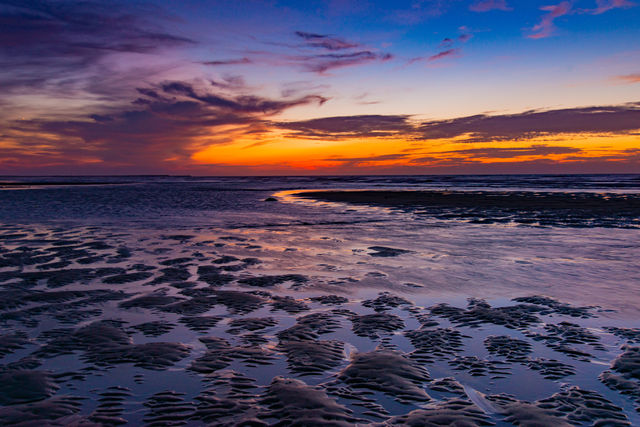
[
  {"xmin": 525, "ymin": 321, "xmax": 604, "ymax": 360},
  {"xmin": 0, "ymin": 331, "xmax": 30, "ymax": 357},
  {"xmin": 0, "ymin": 370, "xmax": 59, "ymax": 405},
  {"xmin": 0, "ymin": 395, "xmax": 84, "ymax": 425},
  {"xmin": 605, "ymin": 327, "xmax": 640, "ymax": 343},
  {"xmin": 148, "ymin": 266, "xmax": 191, "ymax": 284},
  {"xmin": 178, "ymin": 315, "xmax": 223, "ymax": 332},
  {"xmin": 103, "ymin": 271, "xmax": 153, "ymax": 284},
  {"xmin": 197, "ymin": 265, "xmax": 235, "ymax": 287},
  {"xmin": 363, "ymin": 292, "xmax": 413, "ymax": 312},
  {"xmin": 277, "ymin": 312, "xmax": 340, "ymax": 342},
  {"xmin": 131, "ymin": 321, "xmax": 175, "ymax": 337},
  {"xmin": 367, "ymin": 246, "xmax": 413, "ymax": 257},
  {"xmin": 227, "ymin": 317, "xmax": 278, "ymax": 334},
  {"xmin": 159, "ymin": 256, "xmax": 194, "ymax": 266},
  {"xmin": 271, "ymin": 295, "xmax": 310, "ymax": 314},
  {"xmin": 0, "ymin": 289, "xmax": 128, "ymax": 327},
  {"xmin": 600, "ymin": 346, "xmax": 640, "ymax": 411},
  {"xmin": 36, "ymin": 320, "xmax": 190, "ymax": 370},
  {"xmin": 238, "ymin": 274, "xmax": 309, "ymax": 288},
  {"xmin": 490, "ymin": 386, "xmax": 630, "ymax": 426},
  {"xmin": 430, "ymin": 298, "xmax": 543, "ymax": 329},
  {"xmin": 428, "ymin": 377, "xmax": 467, "ymax": 397},
  {"xmin": 334, "ymin": 349, "xmax": 431, "ymax": 403},
  {"xmin": 278, "ymin": 340, "xmax": 344, "ymax": 376},
  {"xmin": 405, "ymin": 328, "xmax": 467, "ymax": 362},
  {"xmin": 448, "ymin": 356, "xmax": 511, "ymax": 377},
  {"xmin": 144, "ymin": 391, "xmax": 196, "ymax": 425},
  {"xmin": 513, "ymin": 295, "xmax": 596, "ymax": 318},
  {"xmin": 261, "ymin": 376, "xmax": 364, "ymax": 426},
  {"xmin": 484, "ymin": 335, "xmax": 532, "ymax": 362},
  {"xmin": 310, "ymin": 295, "xmax": 349, "ymax": 305},
  {"xmin": 350, "ymin": 313, "xmax": 404, "ymax": 339},
  {"xmin": 119, "ymin": 290, "xmax": 184, "ymax": 310},
  {"xmin": 381, "ymin": 399, "xmax": 493, "ymax": 426},
  {"xmin": 190, "ymin": 336, "xmax": 274, "ymax": 374},
  {"xmin": 294, "ymin": 189, "xmax": 640, "ymax": 228},
  {"xmin": 526, "ymin": 357, "xmax": 576, "ymax": 380},
  {"xmin": 211, "ymin": 290, "xmax": 266, "ymax": 314},
  {"xmin": 89, "ymin": 386, "xmax": 131, "ymax": 425},
  {"xmin": 3, "ymin": 267, "xmax": 125, "ymax": 289}
]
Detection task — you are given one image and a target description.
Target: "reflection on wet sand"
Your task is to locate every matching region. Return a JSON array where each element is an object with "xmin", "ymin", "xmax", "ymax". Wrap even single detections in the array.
[{"xmin": 0, "ymin": 216, "xmax": 638, "ymax": 425}]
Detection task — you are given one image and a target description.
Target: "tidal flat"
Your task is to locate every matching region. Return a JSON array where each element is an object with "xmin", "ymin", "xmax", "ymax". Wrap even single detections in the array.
[{"xmin": 0, "ymin": 175, "xmax": 639, "ymax": 426}]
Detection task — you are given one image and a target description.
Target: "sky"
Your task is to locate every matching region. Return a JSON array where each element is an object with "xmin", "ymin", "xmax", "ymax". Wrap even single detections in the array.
[{"xmin": 1, "ymin": 0, "xmax": 640, "ymax": 175}]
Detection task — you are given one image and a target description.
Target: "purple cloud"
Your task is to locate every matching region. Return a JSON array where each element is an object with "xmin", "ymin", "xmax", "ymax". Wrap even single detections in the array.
[
  {"xmin": 528, "ymin": 2, "xmax": 572, "ymax": 39},
  {"xmin": 277, "ymin": 115, "xmax": 413, "ymax": 138},
  {"xmin": 294, "ymin": 31, "xmax": 359, "ymax": 51},
  {"xmin": 278, "ymin": 102, "xmax": 640, "ymax": 143},
  {"xmin": 428, "ymin": 48, "xmax": 460, "ymax": 62},
  {"xmin": 1, "ymin": 81, "xmax": 327, "ymax": 171},
  {"xmin": 442, "ymin": 144, "xmax": 582, "ymax": 158},
  {"xmin": 201, "ymin": 58, "xmax": 252, "ymax": 66},
  {"xmin": 418, "ymin": 103, "xmax": 640, "ymax": 141},
  {"xmin": 301, "ymin": 51, "xmax": 393, "ymax": 74},
  {"xmin": 469, "ymin": 0, "xmax": 512, "ymax": 12},
  {"xmin": 590, "ymin": 0, "xmax": 635, "ymax": 14},
  {"xmin": 0, "ymin": 0, "xmax": 194, "ymax": 94}
]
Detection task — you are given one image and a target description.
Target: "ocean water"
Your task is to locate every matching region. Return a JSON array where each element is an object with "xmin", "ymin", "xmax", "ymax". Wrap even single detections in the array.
[{"xmin": 0, "ymin": 174, "xmax": 639, "ymax": 425}]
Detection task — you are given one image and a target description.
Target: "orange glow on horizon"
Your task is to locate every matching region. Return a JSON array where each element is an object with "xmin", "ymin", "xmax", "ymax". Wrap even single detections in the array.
[{"xmin": 189, "ymin": 127, "xmax": 640, "ymax": 171}]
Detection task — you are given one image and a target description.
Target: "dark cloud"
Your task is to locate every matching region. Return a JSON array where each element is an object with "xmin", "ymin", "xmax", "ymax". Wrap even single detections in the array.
[
  {"xmin": 325, "ymin": 154, "xmax": 410, "ymax": 162},
  {"xmin": 277, "ymin": 102, "xmax": 640, "ymax": 143},
  {"xmin": 0, "ymin": 0, "xmax": 193, "ymax": 94},
  {"xmin": 201, "ymin": 58, "xmax": 252, "ymax": 66},
  {"xmin": 277, "ymin": 115, "xmax": 413, "ymax": 138},
  {"xmin": 441, "ymin": 145, "xmax": 582, "ymax": 158},
  {"xmin": 294, "ymin": 31, "xmax": 359, "ymax": 51},
  {"xmin": 418, "ymin": 103, "xmax": 640, "ymax": 141},
  {"xmin": 210, "ymin": 75, "xmax": 248, "ymax": 91},
  {"xmin": 1, "ymin": 80, "xmax": 326, "ymax": 171},
  {"xmin": 160, "ymin": 81, "xmax": 327, "ymax": 114},
  {"xmin": 428, "ymin": 48, "xmax": 460, "ymax": 62},
  {"xmin": 301, "ymin": 51, "xmax": 393, "ymax": 74}
]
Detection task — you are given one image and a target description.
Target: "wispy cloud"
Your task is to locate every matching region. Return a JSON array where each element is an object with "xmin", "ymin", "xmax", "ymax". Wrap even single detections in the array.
[
  {"xmin": 201, "ymin": 58, "xmax": 252, "ymax": 66},
  {"xmin": 428, "ymin": 48, "xmax": 460, "ymax": 62},
  {"xmin": 294, "ymin": 31, "xmax": 359, "ymax": 51},
  {"xmin": 589, "ymin": 0, "xmax": 635, "ymax": 14},
  {"xmin": 615, "ymin": 73, "xmax": 640, "ymax": 83},
  {"xmin": 469, "ymin": 0, "xmax": 512, "ymax": 12},
  {"xmin": 528, "ymin": 2, "xmax": 572, "ymax": 39},
  {"xmin": 441, "ymin": 144, "xmax": 582, "ymax": 158},
  {"xmin": 528, "ymin": 0, "xmax": 635, "ymax": 39}
]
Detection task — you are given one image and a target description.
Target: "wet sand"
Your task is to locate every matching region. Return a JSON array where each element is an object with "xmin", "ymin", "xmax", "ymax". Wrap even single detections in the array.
[
  {"xmin": 1, "ymin": 177, "xmax": 640, "ymax": 426},
  {"xmin": 0, "ymin": 219, "xmax": 638, "ymax": 426},
  {"xmin": 293, "ymin": 190, "xmax": 640, "ymax": 228}
]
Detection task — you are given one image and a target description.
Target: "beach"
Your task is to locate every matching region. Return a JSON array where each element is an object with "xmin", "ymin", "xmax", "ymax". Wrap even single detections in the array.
[{"xmin": 0, "ymin": 175, "xmax": 639, "ymax": 426}]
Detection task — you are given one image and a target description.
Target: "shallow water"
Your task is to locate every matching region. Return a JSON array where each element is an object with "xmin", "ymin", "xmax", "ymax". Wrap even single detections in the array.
[{"xmin": 0, "ymin": 175, "xmax": 639, "ymax": 426}]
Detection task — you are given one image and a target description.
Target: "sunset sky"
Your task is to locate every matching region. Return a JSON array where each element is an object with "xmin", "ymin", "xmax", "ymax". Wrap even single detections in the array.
[{"xmin": 1, "ymin": 0, "xmax": 640, "ymax": 175}]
